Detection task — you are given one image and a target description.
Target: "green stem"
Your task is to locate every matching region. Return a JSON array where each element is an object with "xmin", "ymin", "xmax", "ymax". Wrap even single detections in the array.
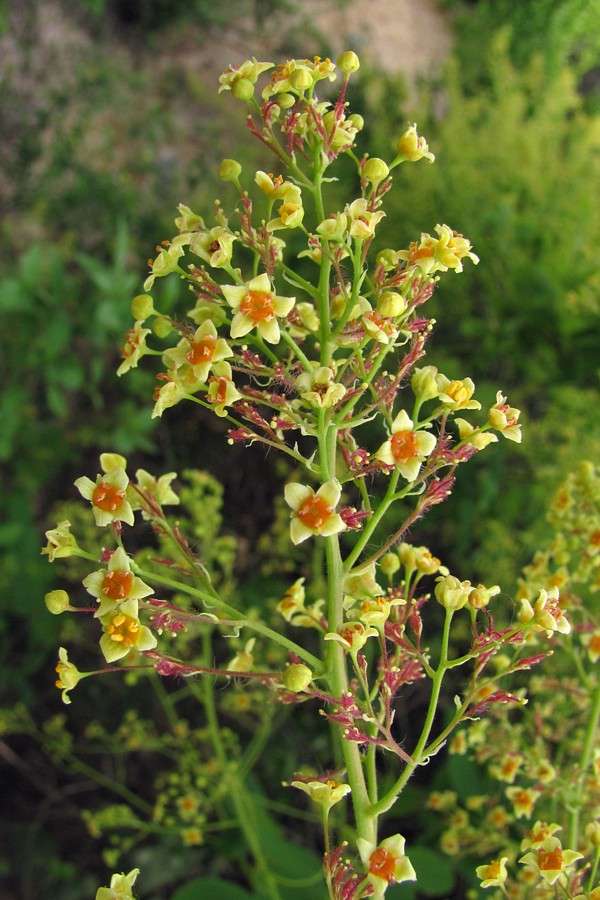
[
  {"xmin": 368, "ymin": 609, "xmax": 454, "ymax": 817},
  {"xmin": 137, "ymin": 567, "xmax": 321, "ymax": 668},
  {"xmin": 568, "ymin": 669, "xmax": 600, "ymax": 848},
  {"xmin": 194, "ymin": 635, "xmax": 282, "ymax": 900}
]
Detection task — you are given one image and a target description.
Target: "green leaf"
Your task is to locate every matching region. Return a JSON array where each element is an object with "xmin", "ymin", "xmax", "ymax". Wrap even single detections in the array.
[{"xmin": 171, "ymin": 876, "xmax": 260, "ymax": 900}]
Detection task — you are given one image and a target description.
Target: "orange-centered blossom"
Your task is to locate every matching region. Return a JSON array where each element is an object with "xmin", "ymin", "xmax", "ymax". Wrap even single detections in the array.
[
  {"xmin": 297, "ymin": 495, "xmax": 333, "ymax": 530},
  {"xmin": 240, "ymin": 290, "xmax": 275, "ymax": 323},
  {"xmin": 92, "ymin": 482, "xmax": 126, "ymax": 512}
]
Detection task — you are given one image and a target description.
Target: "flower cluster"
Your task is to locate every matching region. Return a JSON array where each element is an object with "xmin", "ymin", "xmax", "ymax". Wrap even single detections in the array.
[{"xmin": 43, "ymin": 50, "xmax": 552, "ymax": 900}]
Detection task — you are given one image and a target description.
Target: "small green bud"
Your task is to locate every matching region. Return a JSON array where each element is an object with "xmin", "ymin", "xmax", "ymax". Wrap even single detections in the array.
[
  {"xmin": 377, "ymin": 291, "xmax": 406, "ymax": 318},
  {"xmin": 131, "ymin": 294, "xmax": 155, "ymax": 321},
  {"xmin": 362, "ymin": 157, "xmax": 389, "ymax": 183},
  {"xmin": 337, "ymin": 50, "xmax": 360, "ymax": 75},
  {"xmin": 218, "ymin": 159, "xmax": 242, "ymax": 182},
  {"xmin": 348, "ymin": 113, "xmax": 364, "ymax": 131},
  {"xmin": 380, "ymin": 553, "xmax": 401, "ymax": 577},
  {"xmin": 152, "ymin": 316, "xmax": 173, "ymax": 339},
  {"xmin": 231, "ymin": 78, "xmax": 254, "ymax": 101},
  {"xmin": 45, "ymin": 590, "xmax": 71, "ymax": 615},
  {"xmin": 289, "ymin": 67, "xmax": 313, "ymax": 92},
  {"xmin": 412, "ymin": 365, "xmax": 439, "ymax": 402},
  {"xmin": 276, "ymin": 92, "xmax": 296, "ymax": 109},
  {"xmin": 283, "ymin": 663, "xmax": 312, "ymax": 693}
]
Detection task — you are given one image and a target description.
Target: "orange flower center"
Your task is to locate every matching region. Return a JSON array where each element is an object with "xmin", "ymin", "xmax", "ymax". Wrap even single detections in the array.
[
  {"xmin": 539, "ymin": 848, "xmax": 563, "ymax": 871},
  {"xmin": 102, "ymin": 570, "xmax": 133, "ymax": 600},
  {"xmin": 187, "ymin": 335, "xmax": 215, "ymax": 365},
  {"xmin": 107, "ymin": 613, "xmax": 140, "ymax": 646},
  {"xmin": 390, "ymin": 430, "xmax": 418, "ymax": 462},
  {"xmin": 92, "ymin": 482, "xmax": 125, "ymax": 512},
  {"xmin": 297, "ymin": 495, "xmax": 332, "ymax": 530},
  {"xmin": 240, "ymin": 290, "xmax": 275, "ymax": 323},
  {"xmin": 369, "ymin": 847, "xmax": 396, "ymax": 883},
  {"xmin": 589, "ymin": 635, "xmax": 600, "ymax": 654}
]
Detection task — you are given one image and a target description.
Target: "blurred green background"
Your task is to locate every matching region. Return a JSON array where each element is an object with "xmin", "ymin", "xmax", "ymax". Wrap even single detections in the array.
[{"xmin": 1, "ymin": 0, "xmax": 599, "ymax": 896}]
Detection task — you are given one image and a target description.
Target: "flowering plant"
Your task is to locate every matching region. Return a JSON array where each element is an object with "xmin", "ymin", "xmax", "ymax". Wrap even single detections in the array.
[{"xmin": 42, "ymin": 51, "xmax": 580, "ymax": 898}]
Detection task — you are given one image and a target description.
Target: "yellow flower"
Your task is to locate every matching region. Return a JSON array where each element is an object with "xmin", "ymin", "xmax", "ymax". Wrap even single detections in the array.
[
  {"xmin": 206, "ymin": 361, "xmax": 243, "ymax": 417},
  {"xmin": 55, "ymin": 647, "xmax": 85, "ymax": 705},
  {"xmin": 83, "ymin": 547, "xmax": 153, "ymax": 618},
  {"xmin": 357, "ymin": 834, "xmax": 417, "ymax": 899},
  {"xmin": 488, "ymin": 391, "xmax": 522, "ymax": 443},
  {"xmin": 345, "ymin": 198, "xmax": 386, "ymax": 240},
  {"xmin": 219, "ymin": 58, "xmax": 273, "ymax": 95},
  {"xmin": 324, "ymin": 621, "xmax": 378, "ymax": 654},
  {"xmin": 296, "ymin": 366, "xmax": 346, "ymax": 409},
  {"xmin": 117, "ymin": 321, "xmax": 152, "ymax": 376},
  {"xmin": 398, "ymin": 224, "xmax": 479, "ymax": 275},
  {"xmin": 519, "ymin": 587, "xmax": 570, "ymax": 637},
  {"xmin": 99, "ymin": 599, "xmax": 157, "ymax": 663},
  {"xmin": 394, "ymin": 124, "xmax": 435, "ymax": 164},
  {"xmin": 374, "ymin": 409, "xmax": 437, "ymax": 480},
  {"xmin": 189, "ymin": 225, "xmax": 235, "ymax": 268},
  {"xmin": 95, "ymin": 868, "xmax": 140, "ymax": 900},
  {"xmin": 42, "ymin": 520, "xmax": 79, "ymax": 561},
  {"xmin": 475, "ymin": 856, "xmax": 508, "ymax": 889},
  {"xmin": 222, "ymin": 273, "xmax": 295, "ymax": 344},
  {"xmin": 266, "ymin": 184, "xmax": 304, "ymax": 231},
  {"xmin": 75, "ymin": 467, "xmax": 135, "ymax": 528},
  {"xmin": 506, "ymin": 786, "xmax": 541, "ymax": 819},
  {"xmin": 143, "ymin": 234, "xmax": 188, "ymax": 291},
  {"xmin": 519, "ymin": 836, "xmax": 583, "ymax": 886},
  {"xmin": 291, "ymin": 779, "xmax": 351, "ymax": 810},
  {"xmin": 284, "ymin": 480, "xmax": 346, "ymax": 544},
  {"xmin": 435, "ymin": 574, "xmax": 472, "ymax": 611},
  {"xmin": 163, "ymin": 320, "xmax": 233, "ymax": 383},
  {"xmin": 436, "ymin": 375, "xmax": 481, "ymax": 411}
]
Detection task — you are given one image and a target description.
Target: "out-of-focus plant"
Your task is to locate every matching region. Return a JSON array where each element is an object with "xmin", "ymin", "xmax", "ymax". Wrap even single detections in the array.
[
  {"xmin": 429, "ymin": 460, "xmax": 600, "ymax": 899},
  {"xmin": 356, "ymin": 31, "xmax": 600, "ymax": 586},
  {"xmin": 36, "ymin": 50, "xmax": 583, "ymax": 899}
]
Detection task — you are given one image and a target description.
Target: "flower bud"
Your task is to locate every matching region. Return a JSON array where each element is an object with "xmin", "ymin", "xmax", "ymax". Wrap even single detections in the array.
[
  {"xmin": 218, "ymin": 159, "xmax": 242, "ymax": 182},
  {"xmin": 337, "ymin": 50, "xmax": 360, "ymax": 75},
  {"xmin": 152, "ymin": 316, "xmax": 173, "ymax": 339},
  {"xmin": 289, "ymin": 67, "xmax": 313, "ymax": 92},
  {"xmin": 412, "ymin": 365, "xmax": 439, "ymax": 402},
  {"xmin": 45, "ymin": 590, "xmax": 71, "ymax": 614},
  {"xmin": 435, "ymin": 574, "xmax": 471, "ymax": 611},
  {"xmin": 231, "ymin": 78, "xmax": 254, "ymax": 101},
  {"xmin": 348, "ymin": 113, "xmax": 364, "ymax": 131},
  {"xmin": 377, "ymin": 290, "xmax": 406, "ymax": 318},
  {"xmin": 380, "ymin": 553, "xmax": 401, "ymax": 577},
  {"xmin": 283, "ymin": 663, "xmax": 313, "ymax": 693},
  {"xmin": 276, "ymin": 92, "xmax": 296, "ymax": 109},
  {"xmin": 131, "ymin": 294, "xmax": 155, "ymax": 321},
  {"xmin": 362, "ymin": 157, "xmax": 389, "ymax": 184}
]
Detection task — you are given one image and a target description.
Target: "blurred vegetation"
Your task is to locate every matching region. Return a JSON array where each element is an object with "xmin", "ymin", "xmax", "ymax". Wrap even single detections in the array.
[{"xmin": 1, "ymin": 0, "xmax": 599, "ymax": 897}]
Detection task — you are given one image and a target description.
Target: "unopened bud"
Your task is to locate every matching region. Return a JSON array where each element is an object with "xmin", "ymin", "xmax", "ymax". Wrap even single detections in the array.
[
  {"xmin": 362, "ymin": 157, "xmax": 389, "ymax": 183},
  {"xmin": 412, "ymin": 365, "xmax": 439, "ymax": 402},
  {"xmin": 337, "ymin": 50, "xmax": 360, "ymax": 75},
  {"xmin": 231, "ymin": 78, "xmax": 254, "ymax": 101},
  {"xmin": 377, "ymin": 291, "xmax": 406, "ymax": 317},
  {"xmin": 45, "ymin": 590, "xmax": 71, "ymax": 615},
  {"xmin": 131, "ymin": 294, "xmax": 155, "ymax": 321},
  {"xmin": 276, "ymin": 92, "xmax": 296, "ymax": 109},
  {"xmin": 218, "ymin": 159, "xmax": 242, "ymax": 182},
  {"xmin": 348, "ymin": 113, "xmax": 364, "ymax": 131},
  {"xmin": 152, "ymin": 316, "xmax": 173, "ymax": 339},
  {"xmin": 380, "ymin": 553, "xmax": 401, "ymax": 577},
  {"xmin": 289, "ymin": 67, "xmax": 313, "ymax": 92},
  {"xmin": 283, "ymin": 663, "xmax": 312, "ymax": 693}
]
